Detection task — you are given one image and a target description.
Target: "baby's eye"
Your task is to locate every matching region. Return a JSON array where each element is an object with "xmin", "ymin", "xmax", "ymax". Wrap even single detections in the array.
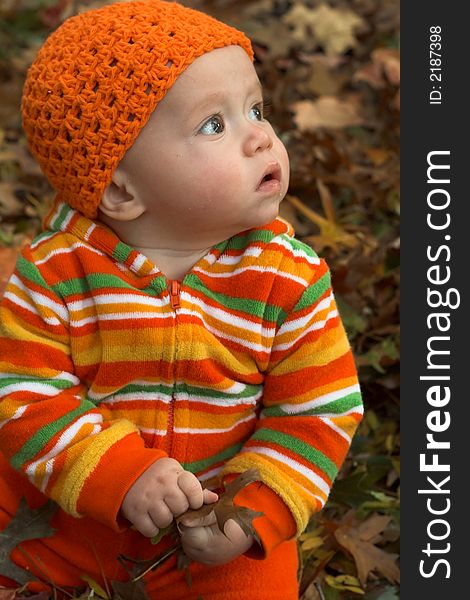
[
  {"xmin": 199, "ymin": 114, "xmax": 224, "ymax": 135},
  {"xmin": 248, "ymin": 103, "xmax": 264, "ymax": 122}
]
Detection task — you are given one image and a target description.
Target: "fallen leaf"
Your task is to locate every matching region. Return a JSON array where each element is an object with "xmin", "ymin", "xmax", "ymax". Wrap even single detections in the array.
[
  {"xmin": 299, "ymin": 58, "xmax": 349, "ymax": 97},
  {"xmin": 370, "ymin": 585, "xmax": 400, "ymax": 600},
  {"xmin": 0, "ymin": 76, "xmax": 23, "ymax": 129},
  {"xmin": 301, "ymin": 535, "xmax": 324, "ymax": 552},
  {"xmin": 11, "ymin": 145, "xmax": 44, "ymax": 177},
  {"xmin": 325, "ymin": 574, "xmax": 364, "ymax": 594},
  {"xmin": 355, "ymin": 514, "xmax": 392, "ymax": 542},
  {"xmin": 0, "ymin": 498, "xmax": 57, "ymax": 585},
  {"xmin": 111, "ymin": 577, "xmax": 149, "ymax": 600},
  {"xmin": 39, "ymin": 0, "xmax": 75, "ymax": 28},
  {"xmin": 335, "ymin": 296, "xmax": 367, "ymax": 338},
  {"xmin": 300, "ymin": 581, "xmax": 322, "ymax": 600},
  {"xmin": 292, "ymin": 97, "xmax": 364, "ymax": 131},
  {"xmin": 242, "ymin": 18, "xmax": 294, "ymax": 57},
  {"xmin": 279, "ymin": 201, "xmax": 312, "ymax": 237},
  {"xmin": 285, "ymin": 194, "xmax": 358, "ymax": 252},
  {"xmin": 0, "ymin": 247, "xmax": 20, "ymax": 297},
  {"xmin": 0, "ymin": 183, "xmax": 24, "ymax": 218},
  {"xmin": 354, "ymin": 48, "xmax": 400, "ymax": 89},
  {"xmin": 393, "ymin": 89, "xmax": 400, "ymax": 111},
  {"xmin": 364, "ymin": 148, "xmax": 391, "ymax": 167},
  {"xmin": 353, "ymin": 62, "xmax": 385, "ymax": 90},
  {"xmin": 282, "ymin": 4, "xmax": 321, "ymax": 48},
  {"xmin": 373, "ymin": 49, "xmax": 400, "ymax": 86},
  {"xmin": 81, "ymin": 575, "xmax": 109, "ymax": 599},
  {"xmin": 334, "ymin": 514, "xmax": 400, "ymax": 586},
  {"xmin": 357, "ymin": 337, "xmax": 399, "ymax": 373},
  {"xmin": 283, "ymin": 3, "xmax": 365, "ymax": 56},
  {"xmin": 317, "ymin": 179, "xmax": 335, "ymax": 223}
]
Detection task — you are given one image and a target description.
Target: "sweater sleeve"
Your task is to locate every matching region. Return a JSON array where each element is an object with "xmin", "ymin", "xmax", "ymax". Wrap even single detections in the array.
[
  {"xmin": 0, "ymin": 250, "xmax": 167, "ymax": 529},
  {"xmin": 222, "ymin": 258, "xmax": 363, "ymax": 555}
]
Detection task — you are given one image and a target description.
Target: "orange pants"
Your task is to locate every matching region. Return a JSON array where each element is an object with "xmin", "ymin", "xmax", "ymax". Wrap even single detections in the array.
[{"xmin": 0, "ymin": 457, "xmax": 299, "ymax": 599}]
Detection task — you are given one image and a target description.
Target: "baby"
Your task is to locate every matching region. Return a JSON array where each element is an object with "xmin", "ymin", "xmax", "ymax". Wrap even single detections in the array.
[{"xmin": 0, "ymin": 1, "xmax": 363, "ymax": 598}]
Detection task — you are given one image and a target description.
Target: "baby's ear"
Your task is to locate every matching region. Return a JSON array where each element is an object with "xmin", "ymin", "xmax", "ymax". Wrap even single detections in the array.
[{"xmin": 100, "ymin": 168, "xmax": 145, "ymax": 221}]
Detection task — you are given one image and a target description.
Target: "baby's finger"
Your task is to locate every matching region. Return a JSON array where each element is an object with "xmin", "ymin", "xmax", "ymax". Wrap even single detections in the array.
[
  {"xmin": 148, "ymin": 503, "xmax": 174, "ymax": 529},
  {"xmin": 177, "ymin": 471, "xmax": 204, "ymax": 509},
  {"xmin": 180, "ymin": 523, "xmax": 211, "ymax": 549},
  {"xmin": 132, "ymin": 513, "xmax": 160, "ymax": 538},
  {"xmin": 203, "ymin": 489, "xmax": 218, "ymax": 504},
  {"xmin": 179, "ymin": 508, "xmax": 217, "ymax": 528},
  {"xmin": 164, "ymin": 491, "xmax": 189, "ymax": 517}
]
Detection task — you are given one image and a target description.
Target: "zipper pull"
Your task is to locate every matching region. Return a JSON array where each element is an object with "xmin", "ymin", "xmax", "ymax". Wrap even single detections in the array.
[{"xmin": 169, "ymin": 280, "xmax": 181, "ymax": 310}]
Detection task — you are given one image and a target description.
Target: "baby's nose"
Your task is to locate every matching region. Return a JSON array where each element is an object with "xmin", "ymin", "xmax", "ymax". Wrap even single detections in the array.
[{"xmin": 243, "ymin": 124, "xmax": 273, "ymax": 155}]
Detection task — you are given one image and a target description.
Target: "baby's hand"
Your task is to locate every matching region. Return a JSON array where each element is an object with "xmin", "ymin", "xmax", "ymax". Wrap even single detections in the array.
[
  {"xmin": 120, "ymin": 457, "xmax": 218, "ymax": 537},
  {"xmin": 178, "ymin": 510, "xmax": 254, "ymax": 566}
]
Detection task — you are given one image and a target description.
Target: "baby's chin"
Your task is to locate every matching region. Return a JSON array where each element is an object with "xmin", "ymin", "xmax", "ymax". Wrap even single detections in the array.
[{"xmin": 255, "ymin": 194, "xmax": 284, "ymax": 224}]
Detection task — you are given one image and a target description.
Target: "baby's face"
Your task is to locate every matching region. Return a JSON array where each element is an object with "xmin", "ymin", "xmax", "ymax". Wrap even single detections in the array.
[{"xmin": 116, "ymin": 45, "xmax": 290, "ymax": 246}]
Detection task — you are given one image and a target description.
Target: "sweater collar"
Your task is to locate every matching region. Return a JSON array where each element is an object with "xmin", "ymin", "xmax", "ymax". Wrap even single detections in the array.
[{"xmin": 43, "ymin": 201, "xmax": 293, "ymax": 278}]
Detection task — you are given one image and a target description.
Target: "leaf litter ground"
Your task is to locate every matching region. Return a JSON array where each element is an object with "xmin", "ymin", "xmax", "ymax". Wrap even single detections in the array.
[{"xmin": 0, "ymin": 1, "xmax": 400, "ymax": 598}]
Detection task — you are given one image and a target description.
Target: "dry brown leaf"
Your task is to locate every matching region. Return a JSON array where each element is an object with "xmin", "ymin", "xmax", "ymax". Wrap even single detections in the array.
[
  {"xmin": 279, "ymin": 201, "xmax": 312, "ymax": 236},
  {"xmin": 325, "ymin": 574, "xmax": 364, "ymax": 594},
  {"xmin": 286, "ymin": 194, "xmax": 358, "ymax": 253},
  {"xmin": 373, "ymin": 48, "xmax": 400, "ymax": 86},
  {"xmin": 354, "ymin": 48, "xmax": 400, "ymax": 89},
  {"xmin": 12, "ymin": 145, "xmax": 44, "ymax": 177},
  {"xmin": 242, "ymin": 0, "xmax": 275, "ymax": 19},
  {"xmin": 0, "ymin": 183, "xmax": 24, "ymax": 218},
  {"xmin": 0, "ymin": 247, "xmax": 20, "ymax": 296},
  {"xmin": 292, "ymin": 97, "xmax": 363, "ymax": 131},
  {"xmin": 300, "ymin": 581, "xmax": 322, "ymax": 600},
  {"xmin": 177, "ymin": 469, "xmax": 264, "ymax": 543},
  {"xmin": 112, "ymin": 575, "xmax": 149, "ymax": 600},
  {"xmin": 282, "ymin": 4, "xmax": 320, "ymax": 49},
  {"xmin": 353, "ymin": 61, "xmax": 385, "ymax": 90},
  {"xmin": 355, "ymin": 514, "xmax": 392, "ymax": 542},
  {"xmin": 334, "ymin": 514, "xmax": 400, "ymax": 586},
  {"xmin": 284, "ymin": 3, "xmax": 365, "ymax": 56},
  {"xmin": 0, "ymin": 76, "xmax": 23, "ymax": 129},
  {"xmin": 0, "ymin": 498, "xmax": 57, "ymax": 585},
  {"xmin": 316, "ymin": 180, "xmax": 335, "ymax": 223},
  {"xmin": 364, "ymin": 147, "xmax": 391, "ymax": 166},
  {"xmin": 243, "ymin": 18, "xmax": 294, "ymax": 57},
  {"xmin": 299, "ymin": 58, "xmax": 349, "ymax": 97},
  {"xmin": 393, "ymin": 89, "xmax": 400, "ymax": 111}
]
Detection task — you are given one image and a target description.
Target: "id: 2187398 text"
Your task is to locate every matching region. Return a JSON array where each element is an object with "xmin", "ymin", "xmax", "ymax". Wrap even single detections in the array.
[{"xmin": 429, "ymin": 26, "xmax": 442, "ymax": 105}]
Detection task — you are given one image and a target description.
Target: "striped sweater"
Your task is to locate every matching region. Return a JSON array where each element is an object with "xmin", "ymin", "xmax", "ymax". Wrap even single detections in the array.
[{"xmin": 0, "ymin": 202, "xmax": 363, "ymax": 552}]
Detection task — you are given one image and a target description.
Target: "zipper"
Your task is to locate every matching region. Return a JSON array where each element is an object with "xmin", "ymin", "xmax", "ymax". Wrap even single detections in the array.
[
  {"xmin": 166, "ymin": 387, "xmax": 176, "ymax": 455},
  {"xmin": 166, "ymin": 280, "xmax": 181, "ymax": 454},
  {"xmin": 169, "ymin": 279, "xmax": 181, "ymax": 309}
]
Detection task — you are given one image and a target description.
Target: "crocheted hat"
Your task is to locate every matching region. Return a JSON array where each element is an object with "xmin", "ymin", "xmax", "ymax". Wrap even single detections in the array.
[{"xmin": 21, "ymin": 0, "xmax": 253, "ymax": 219}]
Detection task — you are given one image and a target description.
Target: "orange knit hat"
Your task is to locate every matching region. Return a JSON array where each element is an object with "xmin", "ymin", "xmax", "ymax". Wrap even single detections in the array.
[{"xmin": 21, "ymin": 0, "xmax": 253, "ymax": 219}]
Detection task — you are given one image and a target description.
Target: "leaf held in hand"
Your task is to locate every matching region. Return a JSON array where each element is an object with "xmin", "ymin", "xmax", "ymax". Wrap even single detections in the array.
[
  {"xmin": 177, "ymin": 469, "xmax": 264, "ymax": 544},
  {"xmin": 150, "ymin": 524, "xmax": 175, "ymax": 545}
]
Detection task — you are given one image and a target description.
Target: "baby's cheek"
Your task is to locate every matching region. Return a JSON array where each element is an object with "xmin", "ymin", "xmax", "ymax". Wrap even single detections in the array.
[
  {"xmin": 193, "ymin": 161, "xmax": 241, "ymax": 207},
  {"xmin": 277, "ymin": 140, "xmax": 290, "ymax": 180}
]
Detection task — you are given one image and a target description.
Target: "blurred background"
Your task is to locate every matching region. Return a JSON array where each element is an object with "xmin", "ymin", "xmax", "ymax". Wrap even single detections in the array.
[{"xmin": 0, "ymin": 1, "xmax": 400, "ymax": 598}]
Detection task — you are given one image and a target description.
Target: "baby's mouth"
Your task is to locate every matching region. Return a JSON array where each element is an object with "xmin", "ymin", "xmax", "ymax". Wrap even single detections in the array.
[{"xmin": 257, "ymin": 163, "xmax": 282, "ymax": 191}]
